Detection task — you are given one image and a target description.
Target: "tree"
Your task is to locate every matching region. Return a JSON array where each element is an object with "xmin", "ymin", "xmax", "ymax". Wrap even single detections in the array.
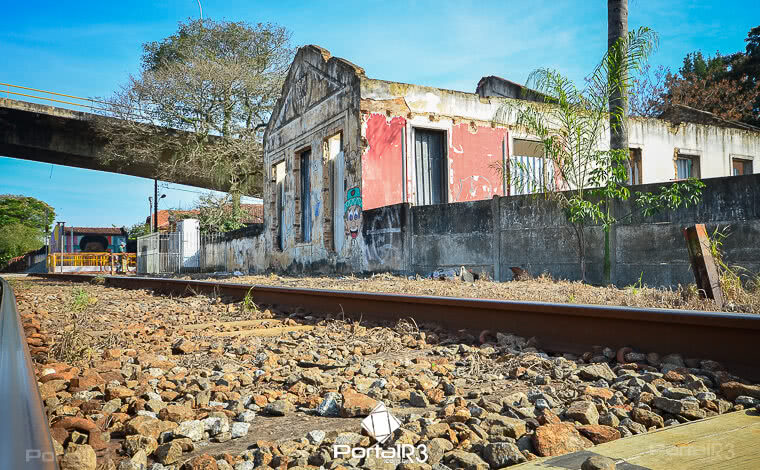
[
  {"xmin": 633, "ymin": 26, "xmax": 760, "ymax": 125},
  {"xmin": 96, "ymin": 18, "xmax": 295, "ymax": 199},
  {"xmin": 493, "ymin": 28, "xmax": 704, "ymax": 283},
  {"xmin": 0, "ymin": 195, "xmax": 55, "ymax": 233},
  {"xmin": 0, "ymin": 223, "xmax": 44, "ymax": 265},
  {"xmin": 191, "ymin": 193, "xmax": 249, "ymax": 233},
  {"xmin": 166, "ymin": 193, "xmax": 249, "ymax": 233},
  {"xmin": 629, "ymin": 63, "xmax": 669, "ymax": 117},
  {"xmin": 126, "ymin": 222, "xmax": 151, "ymax": 240}
]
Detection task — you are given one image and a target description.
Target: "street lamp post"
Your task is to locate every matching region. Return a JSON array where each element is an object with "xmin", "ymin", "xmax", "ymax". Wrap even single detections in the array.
[
  {"xmin": 148, "ymin": 197, "xmax": 153, "ymax": 233},
  {"xmin": 152, "ymin": 179, "xmax": 167, "ymax": 233}
]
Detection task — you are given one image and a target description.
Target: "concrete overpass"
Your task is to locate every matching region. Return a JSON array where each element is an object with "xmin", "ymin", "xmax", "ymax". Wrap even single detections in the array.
[{"xmin": 0, "ymin": 97, "xmax": 230, "ymax": 191}]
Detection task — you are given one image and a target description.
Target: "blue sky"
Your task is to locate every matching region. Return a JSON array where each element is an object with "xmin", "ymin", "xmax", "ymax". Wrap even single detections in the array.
[{"xmin": 1, "ymin": 0, "xmax": 757, "ymax": 227}]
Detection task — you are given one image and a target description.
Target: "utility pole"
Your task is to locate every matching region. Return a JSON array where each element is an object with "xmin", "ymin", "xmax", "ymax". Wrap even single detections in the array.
[{"xmin": 154, "ymin": 179, "xmax": 159, "ymax": 233}]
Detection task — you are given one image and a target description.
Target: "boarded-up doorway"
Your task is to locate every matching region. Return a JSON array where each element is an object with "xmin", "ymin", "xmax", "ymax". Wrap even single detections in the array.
[{"xmin": 414, "ymin": 129, "xmax": 446, "ymax": 205}]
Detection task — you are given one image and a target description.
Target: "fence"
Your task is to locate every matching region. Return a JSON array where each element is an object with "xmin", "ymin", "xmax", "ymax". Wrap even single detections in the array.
[
  {"xmin": 137, "ymin": 232, "xmax": 183, "ymax": 274},
  {"xmin": 136, "ymin": 224, "xmax": 266, "ymax": 275},
  {"xmin": 46, "ymin": 253, "xmax": 136, "ymax": 274}
]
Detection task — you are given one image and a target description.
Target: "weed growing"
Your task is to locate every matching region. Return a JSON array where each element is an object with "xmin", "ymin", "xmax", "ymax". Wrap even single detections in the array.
[
  {"xmin": 708, "ymin": 226, "xmax": 760, "ymax": 311},
  {"xmin": 70, "ymin": 287, "xmax": 95, "ymax": 312}
]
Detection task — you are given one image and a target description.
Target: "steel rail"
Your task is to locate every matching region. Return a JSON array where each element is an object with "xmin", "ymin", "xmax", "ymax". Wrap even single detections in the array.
[
  {"xmin": 0, "ymin": 277, "xmax": 58, "ymax": 469},
  {"xmin": 33, "ymin": 273, "xmax": 760, "ymax": 380}
]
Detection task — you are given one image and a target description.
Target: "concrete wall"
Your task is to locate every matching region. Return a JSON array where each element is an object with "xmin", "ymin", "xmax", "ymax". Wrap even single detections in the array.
[
  {"xmin": 500, "ymin": 174, "xmax": 759, "ymax": 286},
  {"xmin": 379, "ymin": 174, "xmax": 760, "ymax": 287},
  {"xmin": 199, "ymin": 225, "xmax": 266, "ymax": 273},
  {"xmin": 196, "ymin": 174, "xmax": 760, "ymax": 288},
  {"xmin": 411, "ymin": 200, "xmax": 495, "ymax": 277}
]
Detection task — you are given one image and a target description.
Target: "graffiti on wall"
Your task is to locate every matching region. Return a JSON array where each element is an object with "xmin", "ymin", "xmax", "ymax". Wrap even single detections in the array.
[
  {"xmin": 453, "ymin": 174, "xmax": 495, "ymax": 202},
  {"xmin": 362, "ymin": 206, "xmax": 401, "ymax": 266},
  {"xmin": 345, "ymin": 187, "xmax": 362, "ymax": 241}
]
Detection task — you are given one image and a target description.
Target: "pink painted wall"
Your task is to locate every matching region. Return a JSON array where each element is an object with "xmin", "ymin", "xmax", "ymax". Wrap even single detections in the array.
[
  {"xmin": 447, "ymin": 123, "xmax": 508, "ymax": 203},
  {"xmin": 362, "ymin": 113, "xmax": 406, "ymax": 210},
  {"xmin": 362, "ymin": 115, "xmax": 510, "ymax": 208}
]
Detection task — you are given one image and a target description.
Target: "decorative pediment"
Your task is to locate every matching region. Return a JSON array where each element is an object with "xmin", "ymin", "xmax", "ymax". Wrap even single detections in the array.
[{"xmin": 271, "ymin": 59, "xmax": 346, "ymax": 130}]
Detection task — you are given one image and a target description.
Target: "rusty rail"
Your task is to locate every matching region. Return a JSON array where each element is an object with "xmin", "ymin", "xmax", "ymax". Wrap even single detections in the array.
[
  {"xmin": 31, "ymin": 273, "xmax": 760, "ymax": 380},
  {"xmin": 0, "ymin": 277, "xmax": 58, "ymax": 469}
]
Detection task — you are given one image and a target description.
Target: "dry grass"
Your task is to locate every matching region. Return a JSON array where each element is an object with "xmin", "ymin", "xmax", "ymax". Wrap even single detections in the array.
[
  {"xmin": 708, "ymin": 226, "xmax": 760, "ymax": 313},
  {"xmin": 212, "ymin": 270, "xmax": 758, "ymax": 314},
  {"xmin": 49, "ymin": 321, "xmax": 94, "ymax": 364}
]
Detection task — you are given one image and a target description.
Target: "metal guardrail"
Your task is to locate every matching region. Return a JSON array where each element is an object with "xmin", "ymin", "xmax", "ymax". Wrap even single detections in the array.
[
  {"xmin": 47, "ymin": 252, "xmax": 137, "ymax": 274},
  {"xmin": 0, "ymin": 81, "xmax": 108, "ymax": 112},
  {"xmin": 0, "ymin": 277, "xmax": 58, "ymax": 469}
]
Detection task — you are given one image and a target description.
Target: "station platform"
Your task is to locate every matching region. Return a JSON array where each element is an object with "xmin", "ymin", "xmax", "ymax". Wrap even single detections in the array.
[{"xmin": 514, "ymin": 409, "xmax": 760, "ymax": 469}]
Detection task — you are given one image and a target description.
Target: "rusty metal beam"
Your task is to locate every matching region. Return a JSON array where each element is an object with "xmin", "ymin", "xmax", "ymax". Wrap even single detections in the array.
[{"xmin": 32, "ymin": 273, "xmax": 760, "ymax": 380}]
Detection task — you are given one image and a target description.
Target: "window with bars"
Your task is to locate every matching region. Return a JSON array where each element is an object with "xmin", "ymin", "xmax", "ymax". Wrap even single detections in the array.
[
  {"xmin": 676, "ymin": 154, "xmax": 700, "ymax": 179},
  {"xmin": 510, "ymin": 139, "xmax": 551, "ymax": 195},
  {"xmin": 625, "ymin": 148, "xmax": 642, "ymax": 185}
]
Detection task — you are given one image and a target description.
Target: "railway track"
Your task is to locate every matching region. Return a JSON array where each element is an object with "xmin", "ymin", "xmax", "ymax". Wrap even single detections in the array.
[{"xmin": 32, "ymin": 272, "xmax": 760, "ymax": 381}]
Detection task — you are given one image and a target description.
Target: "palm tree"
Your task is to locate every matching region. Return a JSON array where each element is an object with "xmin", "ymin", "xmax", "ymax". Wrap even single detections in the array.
[{"xmin": 492, "ymin": 27, "xmax": 658, "ymax": 283}]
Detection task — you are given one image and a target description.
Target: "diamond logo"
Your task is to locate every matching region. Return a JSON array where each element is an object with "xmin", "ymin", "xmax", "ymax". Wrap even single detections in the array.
[{"xmin": 361, "ymin": 402, "xmax": 401, "ymax": 445}]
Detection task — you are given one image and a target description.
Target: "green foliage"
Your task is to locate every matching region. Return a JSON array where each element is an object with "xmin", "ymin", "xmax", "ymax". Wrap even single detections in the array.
[
  {"xmin": 0, "ymin": 222, "xmax": 44, "ymax": 265},
  {"xmin": 635, "ymin": 179, "xmax": 706, "ymax": 217},
  {"xmin": 0, "ymin": 195, "xmax": 55, "ymax": 233},
  {"xmin": 126, "ymin": 222, "xmax": 151, "ymax": 240},
  {"xmin": 493, "ymin": 28, "xmax": 704, "ymax": 282},
  {"xmin": 70, "ymin": 287, "xmax": 94, "ymax": 312},
  {"xmin": 679, "ymin": 51, "xmax": 731, "ymax": 79},
  {"xmin": 626, "ymin": 272, "xmax": 644, "ymax": 295},
  {"xmin": 193, "ymin": 193, "xmax": 248, "ymax": 233},
  {"xmin": 242, "ymin": 287, "xmax": 257, "ymax": 313}
]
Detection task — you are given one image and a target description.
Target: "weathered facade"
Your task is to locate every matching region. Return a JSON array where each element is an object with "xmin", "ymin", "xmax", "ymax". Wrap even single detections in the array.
[{"xmin": 257, "ymin": 45, "xmax": 760, "ymax": 275}]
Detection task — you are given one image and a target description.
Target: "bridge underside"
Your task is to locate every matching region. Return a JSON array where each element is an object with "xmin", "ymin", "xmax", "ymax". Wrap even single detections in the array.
[{"xmin": 0, "ymin": 98, "xmax": 230, "ymax": 191}]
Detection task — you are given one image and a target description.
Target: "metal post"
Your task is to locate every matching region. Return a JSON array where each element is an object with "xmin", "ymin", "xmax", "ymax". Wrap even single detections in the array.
[{"xmin": 59, "ymin": 222, "xmax": 65, "ymax": 273}]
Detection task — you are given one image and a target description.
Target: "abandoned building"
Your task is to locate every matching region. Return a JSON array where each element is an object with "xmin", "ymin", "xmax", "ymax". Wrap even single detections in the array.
[
  {"xmin": 254, "ymin": 45, "xmax": 760, "ymax": 280},
  {"xmin": 138, "ymin": 44, "xmax": 758, "ymax": 286}
]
